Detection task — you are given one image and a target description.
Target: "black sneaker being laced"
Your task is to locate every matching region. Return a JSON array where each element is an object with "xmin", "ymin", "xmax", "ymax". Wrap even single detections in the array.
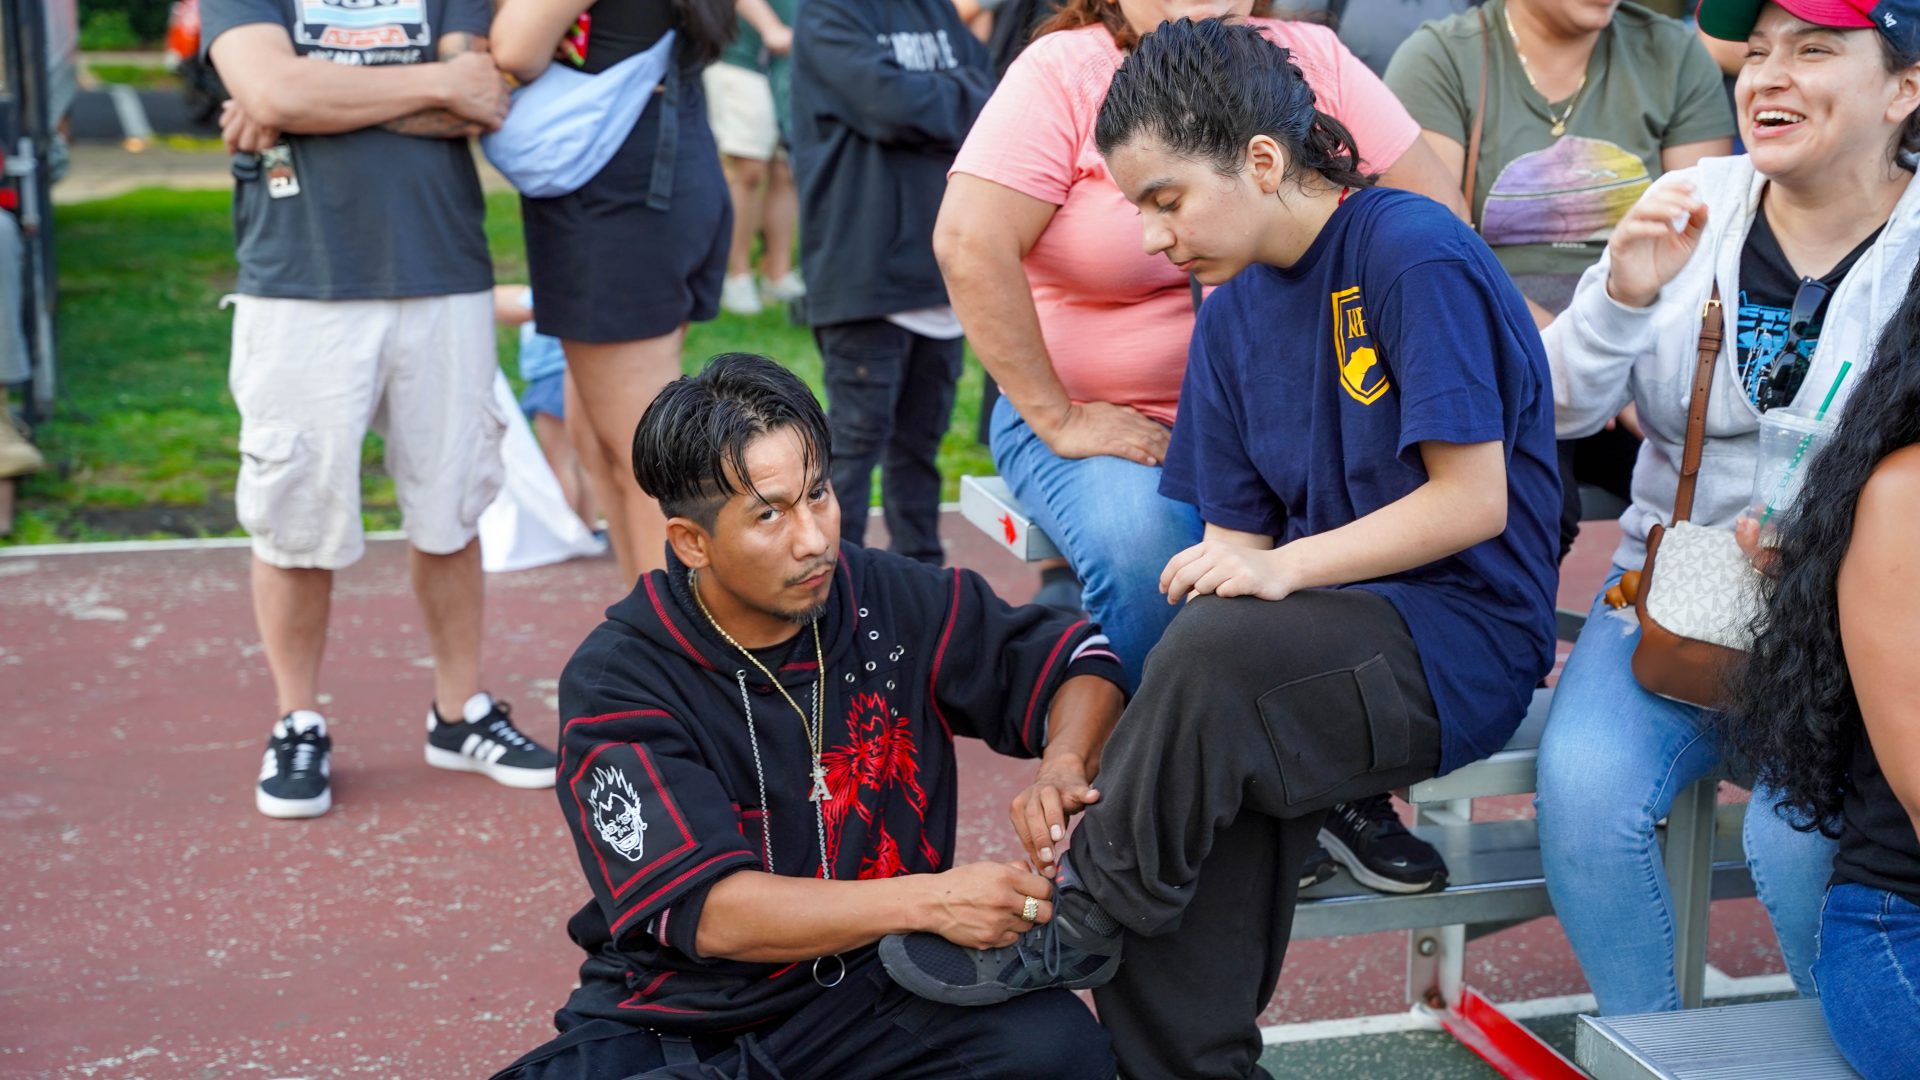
[
  {"xmin": 257, "ymin": 710, "xmax": 332, "ymax": 819},
  {"xmin": 425, "ymin": 696, "xmax": 557, "ymax": 789},
  {"xmin": 878, "ymin": 887, "xmax": 1124, "ymax": 1007},
  {"xmin": 1319, "ymin": 793, "xmax": 1449, "ymax": 895}
]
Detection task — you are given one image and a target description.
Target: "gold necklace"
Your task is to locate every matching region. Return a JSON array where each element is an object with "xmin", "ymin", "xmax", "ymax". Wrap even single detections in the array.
[
  {"xmin": 690, "ymin": 570, "xmax": 833, "ymax": 804},
  {"xmin": 1504, "ymin": 2, "xmax": 1588, "ymax": 137}
]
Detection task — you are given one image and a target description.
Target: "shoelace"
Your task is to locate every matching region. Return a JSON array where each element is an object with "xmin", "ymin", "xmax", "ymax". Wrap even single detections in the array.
[
  {"xmin": 1011, "ymin": 893, "xmax": 1065, "ymax": 981},
  {"xmin": 1350, "ymin": 795, "xmax": 1406, "ymax": 836},
  {"xmin": 485, "ymin": 717, "xmax": 534, "ymax": 750},
  {"xmin": 280, "ymin": 730, "xmax": 321, "ymax": 778}
]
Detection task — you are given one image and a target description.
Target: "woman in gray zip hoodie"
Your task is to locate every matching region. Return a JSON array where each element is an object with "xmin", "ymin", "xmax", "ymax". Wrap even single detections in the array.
[{"xmin": 1533, "ymin": 0, "xmax": 1920, "ymax": 1018}]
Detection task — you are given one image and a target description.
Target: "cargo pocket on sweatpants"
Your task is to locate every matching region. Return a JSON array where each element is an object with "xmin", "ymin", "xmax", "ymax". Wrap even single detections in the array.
[
  {"xmin": 1257, "ymin": 654, "xmax": 1412, "ymax": 811},
  {"xmin": 235, "ymin": 425, "xmax": 322, "ymax": 555}
]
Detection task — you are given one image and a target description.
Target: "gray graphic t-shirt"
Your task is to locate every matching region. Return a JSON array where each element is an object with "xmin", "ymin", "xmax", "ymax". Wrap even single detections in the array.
[{"xmin": 203, "ymin": 0, "xmax": 494, "ymax": 300}]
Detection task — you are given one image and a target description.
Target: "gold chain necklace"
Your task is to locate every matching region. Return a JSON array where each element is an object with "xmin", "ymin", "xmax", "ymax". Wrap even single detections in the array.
[
  {"xmin": 1504, "ymin": 2, "xmax": 1587, "ymax": 137},
  {"xmin": 690, "ymin": 570, "xmax": 833, "ymax": 804}
]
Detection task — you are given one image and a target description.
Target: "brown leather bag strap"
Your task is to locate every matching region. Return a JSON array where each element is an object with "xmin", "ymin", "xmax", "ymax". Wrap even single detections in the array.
[
  {"xmin": 1672, "ymin": 285, "xmax": 1725, "ymax": 523},
  {"xmin": 1464, "ymin": 6, "xmax": 1490, "ymax": 228}
]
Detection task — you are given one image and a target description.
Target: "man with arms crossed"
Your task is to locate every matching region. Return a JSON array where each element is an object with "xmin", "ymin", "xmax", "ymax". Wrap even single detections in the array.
[
  {"xmin": 492, "ymin": 353, "xmax": 1121, "ymax": 1078},
  {"xmin": 205, "ymin": 0, "xmax": 557, "ymax": 819}
]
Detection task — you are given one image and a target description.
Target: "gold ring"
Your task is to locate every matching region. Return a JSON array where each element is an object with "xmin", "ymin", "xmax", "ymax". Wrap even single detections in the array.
[{"xmin": 1021, "ymin": 895, "xmax": 1040, "ymax": 922}]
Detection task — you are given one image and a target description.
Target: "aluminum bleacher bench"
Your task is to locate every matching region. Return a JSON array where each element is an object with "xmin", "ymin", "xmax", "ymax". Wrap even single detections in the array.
[
  {"xmin": 958, "ymin": 475, "xmax": 1757, "ymax": 1079},
  {"xmin": 1576, "ymin": 998, "xmax": 1859, "ymax": 1079}
]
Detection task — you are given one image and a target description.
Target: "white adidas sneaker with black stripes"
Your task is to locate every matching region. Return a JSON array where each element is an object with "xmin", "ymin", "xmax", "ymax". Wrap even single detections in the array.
[{"xmin": 424, "ymin": 694, "xmax": 557, "ymax": 789}]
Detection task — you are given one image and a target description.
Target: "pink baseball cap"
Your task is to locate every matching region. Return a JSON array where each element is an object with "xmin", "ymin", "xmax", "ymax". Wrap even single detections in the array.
[{"xmin": 1697, "ymin": 0, "xmax": 1912, "ymax": 51}]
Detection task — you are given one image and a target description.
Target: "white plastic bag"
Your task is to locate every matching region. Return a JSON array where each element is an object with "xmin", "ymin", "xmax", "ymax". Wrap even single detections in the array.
[{"xmin": 479, "ymin": 371, "xmax": 606, "ymax": 573}]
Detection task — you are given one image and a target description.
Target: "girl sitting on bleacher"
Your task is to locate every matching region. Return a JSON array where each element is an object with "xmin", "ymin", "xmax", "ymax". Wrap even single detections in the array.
[{"xmin": 1721, "ymin": 254, "xmax": 1920, "ymax": 1080}]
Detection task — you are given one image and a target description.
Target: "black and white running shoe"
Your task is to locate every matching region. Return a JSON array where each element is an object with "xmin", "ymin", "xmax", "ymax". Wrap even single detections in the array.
[
  {"xmin": 257, "ymin": 710, "xmax": 332, "ymax": 819},
  {"xmin": 879, "ymin": 887, "xmax": 1124, "ymax": 1007},
  {"xmin": 1320, "ymin": 793, "xmax": 1450, "ymax": 895},
  {"xmin": 425, "ymin": 694, "xmax": 557, "ymax": 789}
]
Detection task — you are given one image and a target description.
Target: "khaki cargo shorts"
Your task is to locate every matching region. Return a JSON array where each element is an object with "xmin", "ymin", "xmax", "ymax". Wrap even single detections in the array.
[
  {"xmin": 227, "ymin": 291, "xmax": 506, "ymax": 569},
  {"xmin": 702, "ymin": 62, "xmax": 781, "ymax": 162}
]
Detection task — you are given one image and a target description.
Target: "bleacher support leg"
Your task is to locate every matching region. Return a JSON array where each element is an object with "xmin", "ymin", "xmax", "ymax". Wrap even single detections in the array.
[{"xmin": 1666, "ymin": 777, "xmax": 1718, "ymax": 1009}]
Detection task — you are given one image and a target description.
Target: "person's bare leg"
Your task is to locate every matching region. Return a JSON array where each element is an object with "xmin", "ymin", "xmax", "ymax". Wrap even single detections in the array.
[
  {"xmin": 761, "ymin": 157, "xmax": 798, "ymax": 283},
  {"xmin": 562, "ymin": 357, "xmax": 633, "ymax": 571},
  {"xmin": 410, "ymin": 538, "xmax": 483, "ymax": 719},
  {"xmin": 533, "ymin": 411, "xmax": 587, "ymax": 522},
  {"xmin": 564, "ymin": 329, "xmax": 686, "ymax": 584},
  {"xmin": 251, "ymin": 557, "xmax": 332, "ymax": 714},
  {"xmin": 570, "ymin": 453, "xmax": 599, "ymax": 529},
  {"xmin": 721, "ymin": 155, "xmax": 768, "ymax": 278}
]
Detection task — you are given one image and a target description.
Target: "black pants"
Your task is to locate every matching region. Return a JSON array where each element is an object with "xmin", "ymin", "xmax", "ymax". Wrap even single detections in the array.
[
  {"xmin": 491, "ymin": 953, "xmax": 1113, "ymax": 1080},
  {"xmin": 817, "ymin": 320, "xmax": 963, "ymax": 565},
  {"xmin": 1070, "ymin": 590, "xmax": 1444, "ymax": 1080}
]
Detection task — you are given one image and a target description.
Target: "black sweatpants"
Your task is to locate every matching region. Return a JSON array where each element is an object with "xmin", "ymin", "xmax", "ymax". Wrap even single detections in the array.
[
  {"xmin": 490, "ymin": 953, "xmax": 1113, "ymax": 1080},
  {"xmin": 1070, "ymin": 589, "xmax": 1444, "ymax": 1080},
  {"xmin": 817, "ymin": 319, "xmax": 964, "ymax": 566}
]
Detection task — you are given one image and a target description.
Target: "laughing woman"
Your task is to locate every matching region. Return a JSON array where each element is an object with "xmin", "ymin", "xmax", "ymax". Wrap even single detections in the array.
[
  {"xmin": 876, "ymin": 18, "xmax": 1561, "ymax": 1077},
  {"xmin": 1534, "ymin": 0, "xmax": 1920, "ymax": 1016}
]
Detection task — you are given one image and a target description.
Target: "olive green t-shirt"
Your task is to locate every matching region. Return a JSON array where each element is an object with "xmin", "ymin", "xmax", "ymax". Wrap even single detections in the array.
[{"xmin": 1384, "ymin": 0, "xmax": 1733, "ymax": 312}]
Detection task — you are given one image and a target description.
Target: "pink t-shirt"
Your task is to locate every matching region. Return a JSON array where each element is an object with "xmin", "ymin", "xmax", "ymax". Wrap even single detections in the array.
[{"xmin": 951, "ymin": 20, "xmax": 1420, "ymax": 425}]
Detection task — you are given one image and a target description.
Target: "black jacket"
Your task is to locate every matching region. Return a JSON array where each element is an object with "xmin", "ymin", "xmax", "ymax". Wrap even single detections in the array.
[
  {"xmin": 790, "ymin": 0, "xmax": 993, "ymax": 326},
  {"xmin": 552, "ymin": 543, "xmax": 1124, "ymax": 1032}
]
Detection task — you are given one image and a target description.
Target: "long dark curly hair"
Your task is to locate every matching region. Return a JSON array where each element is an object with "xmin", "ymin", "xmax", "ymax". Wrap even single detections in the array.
[{"xmin": 1720, "ymin": 254, "xmax": 1920, "ymax": 834}]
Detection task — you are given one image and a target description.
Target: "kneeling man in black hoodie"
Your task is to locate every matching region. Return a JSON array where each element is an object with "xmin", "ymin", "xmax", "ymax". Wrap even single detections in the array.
[
  {"xmin": 791, "ymin": 0, "xmax": 994, "ymax": 567},
  {"xmin": 491, "ymin": 354, "xmax": 1124, "ymax": 1080}
]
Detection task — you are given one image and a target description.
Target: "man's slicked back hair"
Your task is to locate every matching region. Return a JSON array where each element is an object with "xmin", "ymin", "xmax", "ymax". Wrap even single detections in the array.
[{"xmin": 631, "ymin": 353, "xmax": 833, "ymax": 530}]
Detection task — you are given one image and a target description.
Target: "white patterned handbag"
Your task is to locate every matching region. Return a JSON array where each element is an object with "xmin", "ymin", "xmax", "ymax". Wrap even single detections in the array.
[
  {"xmin": 1639, "ymin": 521, "xmax": 1762, "ymax": 652},
  {"xmin": 1632, "ymin": 288, "xmax": 1757, "ymax": 708}
]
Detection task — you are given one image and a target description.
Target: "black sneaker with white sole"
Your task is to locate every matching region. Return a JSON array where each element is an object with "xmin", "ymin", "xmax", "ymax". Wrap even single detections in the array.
[
  {"xmin": 257, "ymin": 710, "xmax": 332, "ymax": 819},
  {"xmin": 1319, "ymin": 793, "xmax": 1449, "ymax": 894},
  {"xmin": 879, "ymin": 887, "xmax": 1124, "ymax": 1007},
  {"xmin": 425, "ymin": 696, "xmax": 557, "ymax": 789}
]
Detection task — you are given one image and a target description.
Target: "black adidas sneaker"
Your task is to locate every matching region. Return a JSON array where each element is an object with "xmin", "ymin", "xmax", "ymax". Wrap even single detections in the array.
[
  {"xmin": 878, "ymin": 887, "xmax": 1124, "ymax": 1007},
  {"xmin": 425, "ymin": 696, "xmax": 557, "ymax": 789},
  {"xmin": 257, "ymin": 710, "xmax": 332, "ymax": 819}
]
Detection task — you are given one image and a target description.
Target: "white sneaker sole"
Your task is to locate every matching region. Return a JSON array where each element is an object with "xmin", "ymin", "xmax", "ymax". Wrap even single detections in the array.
[
  {"xmin": 425, "ymin": 745, "xmax": 556, "ymax": 789},
  {"xmin": 257, "ymin": 786, "xmax": 332, "ymax": 819},
  {"xmin": 1317, "ymin": 828, "xmax": 1447, "ymax": 895}
]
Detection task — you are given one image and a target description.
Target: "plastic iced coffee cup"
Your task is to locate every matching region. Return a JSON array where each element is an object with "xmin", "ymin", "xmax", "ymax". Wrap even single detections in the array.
[{"xmin": 1748, "ymin": 406, "xmax": 1837, "ymax": 542}]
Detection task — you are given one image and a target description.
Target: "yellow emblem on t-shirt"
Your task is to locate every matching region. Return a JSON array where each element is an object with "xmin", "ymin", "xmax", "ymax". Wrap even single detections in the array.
[{"xmin": 1332, "ymin": 286, "xmax": 1390, "ymax": 405}]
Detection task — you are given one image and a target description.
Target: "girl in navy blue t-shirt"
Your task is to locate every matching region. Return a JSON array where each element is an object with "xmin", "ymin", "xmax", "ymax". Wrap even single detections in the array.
[{"xmin": 876, "ymin": 19, "xmax": 1562, "ymax": 1076}]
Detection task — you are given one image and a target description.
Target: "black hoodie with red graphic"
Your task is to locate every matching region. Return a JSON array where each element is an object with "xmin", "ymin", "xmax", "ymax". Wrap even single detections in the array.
[{"xmin": 551, "ymin": 542, "xmax": 1124, "ymax": 1034}]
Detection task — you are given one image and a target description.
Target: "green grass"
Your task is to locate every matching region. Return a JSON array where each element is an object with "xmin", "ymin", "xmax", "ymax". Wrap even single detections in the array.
[
  {"xmin": 84, "ymin": 62, "xmax": 179, "ymax": 91},
  {"xmin": 7, "ymin": 187, "xmax": 995, "ymax": 544}
]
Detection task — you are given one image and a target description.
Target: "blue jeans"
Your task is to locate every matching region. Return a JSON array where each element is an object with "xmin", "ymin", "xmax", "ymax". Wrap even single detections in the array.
[
  {"xmin": 1816, "ymin": 882, "xmax": 1920, "ymax": 1079},
  {"xmin": 1535, "ymin": 566, "xmax": 1836, "ymax": 1015},
  {"xmin": 989, "ymin": 397, "xmax": 1203, "ymax": 690}
]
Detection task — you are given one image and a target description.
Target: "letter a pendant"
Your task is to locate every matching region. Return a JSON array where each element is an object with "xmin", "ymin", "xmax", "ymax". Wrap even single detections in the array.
[{"xmin": 810, "ymin": 762, "xmax": 833, "ymax": 802}]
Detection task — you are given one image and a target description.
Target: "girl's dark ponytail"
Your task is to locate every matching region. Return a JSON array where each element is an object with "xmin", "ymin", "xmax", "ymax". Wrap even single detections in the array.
[{"xmin": 1302, "ymin": 109, "xmax": 1371, "ymax": 191}]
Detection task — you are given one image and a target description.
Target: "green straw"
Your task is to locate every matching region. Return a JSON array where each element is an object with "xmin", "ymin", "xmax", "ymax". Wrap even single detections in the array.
[{"xmin": 1759, "ymin": 360, "xmax": 1852, "ymax": 526}]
